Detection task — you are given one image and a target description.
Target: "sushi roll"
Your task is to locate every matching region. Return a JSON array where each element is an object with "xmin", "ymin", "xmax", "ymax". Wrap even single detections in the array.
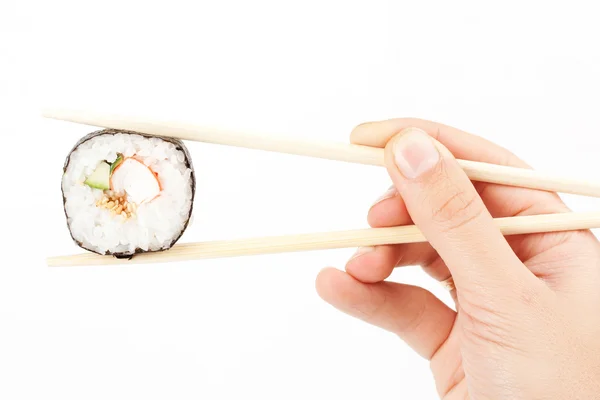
[{"xmin": 61, "ymin": 129, "xmax": 195, "ymax": 258}]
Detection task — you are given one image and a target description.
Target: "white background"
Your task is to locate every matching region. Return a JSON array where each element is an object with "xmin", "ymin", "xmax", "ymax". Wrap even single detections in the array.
[{"xmin": 2, "ymin": 1, "xmax": 600, "ymax": 399}]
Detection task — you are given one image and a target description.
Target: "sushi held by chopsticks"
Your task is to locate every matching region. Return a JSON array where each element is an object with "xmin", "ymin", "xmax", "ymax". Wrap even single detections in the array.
[
  {"xmin": 46, "ymin": 108, "xmax": 600, "ymax": 267},
  {"xmin": 61, "ymin": 129, "xmax": 195, "ymax": 258}
]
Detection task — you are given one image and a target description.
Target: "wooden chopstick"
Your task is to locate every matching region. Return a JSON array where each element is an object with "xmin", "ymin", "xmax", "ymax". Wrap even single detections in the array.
[
  {"xmin": 42, "ymin": 107, "xmax": 600, "ymax": 197},
  {"xmin": 46, "ymin": 211, "xmax": 600, "ymax": 267}
]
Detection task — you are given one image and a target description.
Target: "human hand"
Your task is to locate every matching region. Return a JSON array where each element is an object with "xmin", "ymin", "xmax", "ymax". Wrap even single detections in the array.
[{"xmin": 316, "ymin": 119, "xmax": 600, "ymax": 399}]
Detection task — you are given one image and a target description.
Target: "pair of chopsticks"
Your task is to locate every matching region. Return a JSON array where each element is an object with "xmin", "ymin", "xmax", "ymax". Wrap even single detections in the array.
[{"xmin": 44, "ymin": 108, "xmax": 600, "ymax": 267}]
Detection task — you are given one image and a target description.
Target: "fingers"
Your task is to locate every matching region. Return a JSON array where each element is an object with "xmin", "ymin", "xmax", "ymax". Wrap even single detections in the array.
[
  {"xmin": 355, "ymin": 118, "xmax": 569, "ymax": 218},
  {"xmin": 353, "ymin": 118, "xmax": 569, "ymax": 220},
  {"xmin": 352, "ymin": 187, "xmax": 440, "ymax": 283},
  {"xmin": 368, "ymin": 185, "xmax": 407, "ymax": 227},
  {"xmin": 351, "ymin": 118, "xmax": 528, "ymax": 167},
  {"xmin": 345, "ymin": 243, "xmax": 436, "ymax": 283},
  {"xmin": 315, "ymin": 267, "xmax": 455, "ymax": 360},
  {"xmin": 383, "ymin": 127, "xmax": 533, "ymax": 293},
  {"xmin": 347, "ymin": 118, "xmax": 572, "ymax": 286},
  {"xmin": 348, "ymin": 186, "xmax": 439, "ymax": 283}
]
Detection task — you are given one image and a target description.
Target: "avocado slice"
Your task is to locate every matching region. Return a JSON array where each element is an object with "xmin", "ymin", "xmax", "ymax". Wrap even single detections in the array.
[
  {"xmin": 110, "ymin": 153, "xmax": 124, "ymax": 175},
  {"xmin": 84, "ymin": 161, "xmax": 111, "ymax": 190}
]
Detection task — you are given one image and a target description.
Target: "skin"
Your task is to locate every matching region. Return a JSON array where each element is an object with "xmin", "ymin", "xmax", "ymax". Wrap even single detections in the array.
[{"xmin": 315, "ymin": 118, "xmax": 600, "ymax": 399}]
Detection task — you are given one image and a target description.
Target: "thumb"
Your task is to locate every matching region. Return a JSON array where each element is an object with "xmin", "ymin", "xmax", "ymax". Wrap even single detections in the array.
[{"xmin": 383, "ymin": 127, "xmax": 534, "ymax": 296}]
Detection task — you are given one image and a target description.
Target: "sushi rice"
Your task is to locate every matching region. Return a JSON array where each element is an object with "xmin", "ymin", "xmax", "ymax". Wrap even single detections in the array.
[{"xmin": 62, "ymin": 129, "xmax": 195, "ymax": 257}]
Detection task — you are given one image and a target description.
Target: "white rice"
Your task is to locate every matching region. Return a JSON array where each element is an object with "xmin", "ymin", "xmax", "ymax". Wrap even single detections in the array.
[{"xmin": 62, "ymin": 132, "xmax": 194, "ymax": 255}]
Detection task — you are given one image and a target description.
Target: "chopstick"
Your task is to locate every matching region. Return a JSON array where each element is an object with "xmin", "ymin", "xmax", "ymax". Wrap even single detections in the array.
[
  {"xmin": 47, "ymin": 211, "xmax": 600, "ymax": 267},
  {"xmin": 42, "ymin": 107, "xmax": 600, "ymax": 197}
]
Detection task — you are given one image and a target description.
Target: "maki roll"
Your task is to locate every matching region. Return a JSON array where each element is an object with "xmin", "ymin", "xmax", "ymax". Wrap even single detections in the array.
[{"xmin": 61, "ymin": 129, "xmax": 195, "ymax": 258}]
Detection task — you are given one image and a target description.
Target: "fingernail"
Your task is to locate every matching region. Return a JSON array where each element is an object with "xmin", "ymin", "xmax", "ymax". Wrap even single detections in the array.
[
  {"xmin": 371, "ymin": 185, "xmax": 397, "ymax": 207},
  {"xmin": 349, "ymin": 246, "xmax": 375, "ymax": 261},
  {"xmin": 392, "ymin": 128, "xmax": 440, "ymax": 179}
]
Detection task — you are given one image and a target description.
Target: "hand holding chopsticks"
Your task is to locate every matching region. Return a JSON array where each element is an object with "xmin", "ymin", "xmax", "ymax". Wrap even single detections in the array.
[{"xmin": 43, "ymin": 108, "xmax": 600, "ymax": 267}]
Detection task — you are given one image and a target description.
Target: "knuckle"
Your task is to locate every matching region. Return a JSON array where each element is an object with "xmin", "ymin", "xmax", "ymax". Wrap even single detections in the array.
[{"xmin": 427, "ymin": 171, "xmax": 484, "ymax": 232}]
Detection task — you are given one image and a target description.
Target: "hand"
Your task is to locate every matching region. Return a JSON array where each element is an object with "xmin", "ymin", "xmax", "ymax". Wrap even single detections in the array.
[{"xmin": 315, "ymin": 119, "xmax": 600, "ymax": 399}]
